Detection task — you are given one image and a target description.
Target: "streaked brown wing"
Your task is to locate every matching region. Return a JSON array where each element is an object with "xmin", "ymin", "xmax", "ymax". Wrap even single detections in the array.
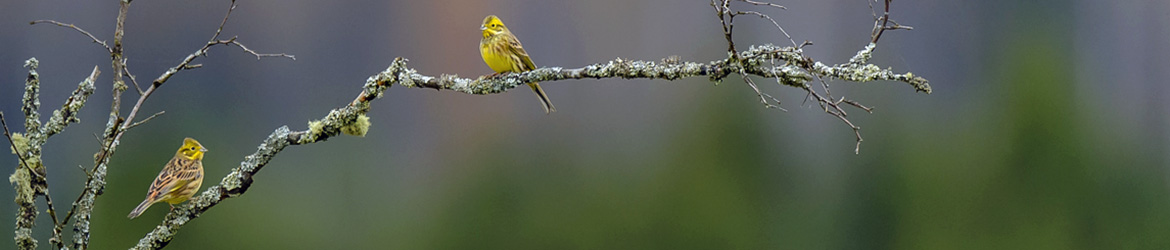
[
  {"xmin": 146, "ymin": 157, "xmax": 193, "ymax": 198},
  {"xmin": 503, "ymin": 32, "xmax": 538, "ymax": 71},
  {"xmin": 173, "ymin": 161, "xmax": 203, "ymax": 186}
]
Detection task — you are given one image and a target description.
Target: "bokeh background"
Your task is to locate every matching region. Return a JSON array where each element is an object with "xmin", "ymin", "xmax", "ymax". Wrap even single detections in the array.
[{"xmin": 1, "ymin": 0, "xmax": 1168, "ymax": 249}]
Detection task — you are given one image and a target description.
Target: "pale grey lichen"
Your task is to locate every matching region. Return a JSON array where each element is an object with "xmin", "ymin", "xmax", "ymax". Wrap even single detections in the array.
[
  {"xmin": 848, "ymin": 43, "xmax": 877, "ymax": 65},
  {"xmin": 23, "ymin": 58, "xmax": 42, "ymax": 134}
]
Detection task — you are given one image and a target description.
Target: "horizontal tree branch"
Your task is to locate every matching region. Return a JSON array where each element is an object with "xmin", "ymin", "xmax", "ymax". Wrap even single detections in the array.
[
  {"xmin": 135, "ymin": 41, "xmax": 931, "ymax": 246},
  {"xmin": 397, "ymin": 43, "xmax": 930, "ymax": 95}
]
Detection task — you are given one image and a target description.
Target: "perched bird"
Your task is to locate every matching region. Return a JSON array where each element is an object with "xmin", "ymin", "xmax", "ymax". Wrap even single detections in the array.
[
  {"xmin": 480, "ymin": 15, "xmax": 556, "ymax": 113},
  {"xmin": 128, "ymin": 137, "xmax": 207, "ymax": 219}
]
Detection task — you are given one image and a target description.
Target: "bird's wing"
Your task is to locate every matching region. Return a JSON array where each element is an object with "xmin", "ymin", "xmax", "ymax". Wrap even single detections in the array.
[
  {"xmin": 147, "ymin": 157, "xmax": 192, "ymax": 197},
  {"xmin": 504, "ymin": 33, "xmax": 538, "ymax": 71}
]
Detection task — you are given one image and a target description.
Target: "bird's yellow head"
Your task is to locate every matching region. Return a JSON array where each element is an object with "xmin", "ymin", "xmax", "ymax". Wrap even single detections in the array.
[
  {"xmin": 176, "ymin": 137, "xmax": 208, "ymax": 160},
  {"xmin": 481, "ymin": 15, "xmax": 508, "ymax": 38}
]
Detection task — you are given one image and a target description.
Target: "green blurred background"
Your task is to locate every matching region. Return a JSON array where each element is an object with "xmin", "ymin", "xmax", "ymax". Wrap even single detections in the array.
[{"xmin": 1, "ymin": 0, "xmax": 1168, "ymax": 249}]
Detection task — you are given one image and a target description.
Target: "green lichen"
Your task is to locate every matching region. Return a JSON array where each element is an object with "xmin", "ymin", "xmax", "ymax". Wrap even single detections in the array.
[
  {"xmin": 6, "ymin": 133, "xmax": 42, "ymax": 174},
  {"xmin": 9, "ymin": 166, "xmax": 32, "ymax": 191},
  {"xmin": 9, "ymin": 132, "xmax": 29, "ymax": 155},
  {"xmin": 341, "ymin": 114, "xmax": 370, "ymax": 137},
  {"xmin": 307, "ymin": 119, "xmax": 325, "ymax": 140}
]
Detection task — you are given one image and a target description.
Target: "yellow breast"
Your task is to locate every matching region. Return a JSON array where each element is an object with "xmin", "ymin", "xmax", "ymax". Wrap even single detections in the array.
[{"xmin": 481, "ymin": 38, "xmax": 517, "ymax": 73}]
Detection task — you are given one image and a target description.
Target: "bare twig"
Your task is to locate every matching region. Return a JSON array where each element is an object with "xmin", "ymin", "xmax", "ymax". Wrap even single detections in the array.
[
  {"xmin": 122, "ymin": 59, "xmax": 144, "ymax": 95},
  {"xmin": 742, "ymin": 0, "xmax": 786, "ymax": 9},
  {"xmin": 802, "ymin": 86, "xmax": 864, "ymax": 154},
  {"xmin": 227, "ymin": 39, "xmax": 296, "ymax": 60},
  {"xmin": 712, "ymin": 0, "xmax": 738, "ymax": 57},
  {"xmin": 29, "ymin": 20, "xmax": 112, "ymax": 53},
  {"xmin": 738, "ymin": 10, "xmax": 799, "ymax": 48},
  {"xmin": 124, "ymin": 111, "xmax": 164, "ymax": 130},
  {"xmin": 841, "ymin": 99, "xmax": 874, "ymax": 113},
  {"xmin": 742, "ymin": 72, "xmax": 787, "ymax": 110},
  {"xmin": 870, "ymin": 0, "xmax": 913, "ymax": 43}
]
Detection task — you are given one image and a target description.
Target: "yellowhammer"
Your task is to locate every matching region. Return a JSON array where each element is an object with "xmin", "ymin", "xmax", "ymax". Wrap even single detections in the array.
[
  {"xmin": 480, "ymin": 15, "xmax": 556, "ymax": 113},
  {"xmin": 128, "ymin": 137, "xmax": 207, "ymax": 219}
]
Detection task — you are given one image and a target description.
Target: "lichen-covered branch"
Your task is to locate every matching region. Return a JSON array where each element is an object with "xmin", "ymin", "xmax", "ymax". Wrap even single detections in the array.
[
  {"xmin": 8, "ymin": 0, "xmax": 928, "ymax": 248},
  {"xmin": 394, "ymin": 44, "xmax": 927, "ymax": 95},
  {"xmin": 59, "ymin": 1, "xmax": 292, "ymax": 249},
  {"xmin": 128, "ymin": 3, "xmax": 926, "ymax": 243},
  {"xmin": 11, "ymin": 58, "xmax": 44, "ymax": 250},
  {"xmin": 131, "ymin": 58, "xmax": 398, "ymax": 250},
  {"xmin": 65, "ymin": 1, "xmax": 133, "ymax": 248},
  {"xmin": 133, "ymin": 41, "xmax": 930, "ymax": 246},
  {"xmin": 8, "ymin": 59, "xmax": 99, "ymax": 250},
  {"xmin": 706, "ymin": 0, "xmax": 929, "ymax": 153},
  {"xmin": 815, "ymin": 43, "xmax": 929, "ymax": 92}
]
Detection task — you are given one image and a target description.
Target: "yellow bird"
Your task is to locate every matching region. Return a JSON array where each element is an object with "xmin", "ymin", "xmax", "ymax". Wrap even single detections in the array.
[
  {"xmin": 128, "ymin": 137, "xmax": 207, "ymax": 219},
  {"xmin": 480, "ymin": 15, "xmax": 556, "ymax": 113}
]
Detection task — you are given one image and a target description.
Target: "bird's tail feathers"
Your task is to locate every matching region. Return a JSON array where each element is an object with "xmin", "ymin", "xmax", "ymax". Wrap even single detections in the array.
[
  {"xmin": 128, "ymin": 199, "xmax": 154, "ymax": 219},
  {"xmin": 529, "ymin": 82, "xmax": 555, "ymax": 114}
]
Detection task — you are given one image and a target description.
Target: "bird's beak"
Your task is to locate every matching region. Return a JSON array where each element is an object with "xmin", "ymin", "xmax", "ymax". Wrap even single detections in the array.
[
  {"xmin": 480, "ymin": 25, "xmax": 487, "ymax": 31},
  {"xmin": 200, "ymin": 147, "xmax": 208, "ymax": 152}
]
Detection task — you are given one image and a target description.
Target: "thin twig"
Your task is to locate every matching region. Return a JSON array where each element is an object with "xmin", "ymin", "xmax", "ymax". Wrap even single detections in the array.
[
  {"xmin": 124, "ymin": 111, "xmax": 164, "ymax": 130},
  {"xmin": 123, "ymin": 59, "xmax": 144, "ymax": 95},
  {"xmin": 870, "ymin": 0, "xmax": 912, "ymax": 43},
  {"xmin": 712, "ymin": 0, "xmax": 737, "ymax": 57},
  {"xmin": 741, "ymin": 73, "xmax": 786, "ymax": 110},
  {"xmin": 228, "ymin": 39, "xmax": 296, "ymax": 60},
  {"xmin": 803, "ymin": 86, "xmax": 864, "ymax": 154},
  {"xmin": 29, "ymin": 20, "xmax": 112, "ymax": 53},
  {"xmin": 840, "ymin": 99, "xmax": 873, "ymax": 113},
  {"xmin": 733, "ymin": 0, "xmax": 798, "ymax": 49},
  {"xmin": 43, "ymin": 189, "xmax": 61, "ymax": 248},
  {"xmin": 741, "ymin": 0, "xmax": 786, "ymax": 9},
  {"xmin": 737, "ymin": 10, "xmax": 799, "ymax": 49}
]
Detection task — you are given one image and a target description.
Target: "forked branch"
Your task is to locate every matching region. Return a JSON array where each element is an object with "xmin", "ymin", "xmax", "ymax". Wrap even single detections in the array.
[{"xmin": 710, "ymin": 0, "xmax": 928, "ymax": 153}]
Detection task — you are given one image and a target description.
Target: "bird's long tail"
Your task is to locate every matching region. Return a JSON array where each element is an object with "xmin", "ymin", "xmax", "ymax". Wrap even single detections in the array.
[
  {"xmin": 529, "ymin": 82, "xmax": 556, "ymax": 114},
  {"xmin": 128, "ymin": 198, "xmax": 155, "ymax": 219}
]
